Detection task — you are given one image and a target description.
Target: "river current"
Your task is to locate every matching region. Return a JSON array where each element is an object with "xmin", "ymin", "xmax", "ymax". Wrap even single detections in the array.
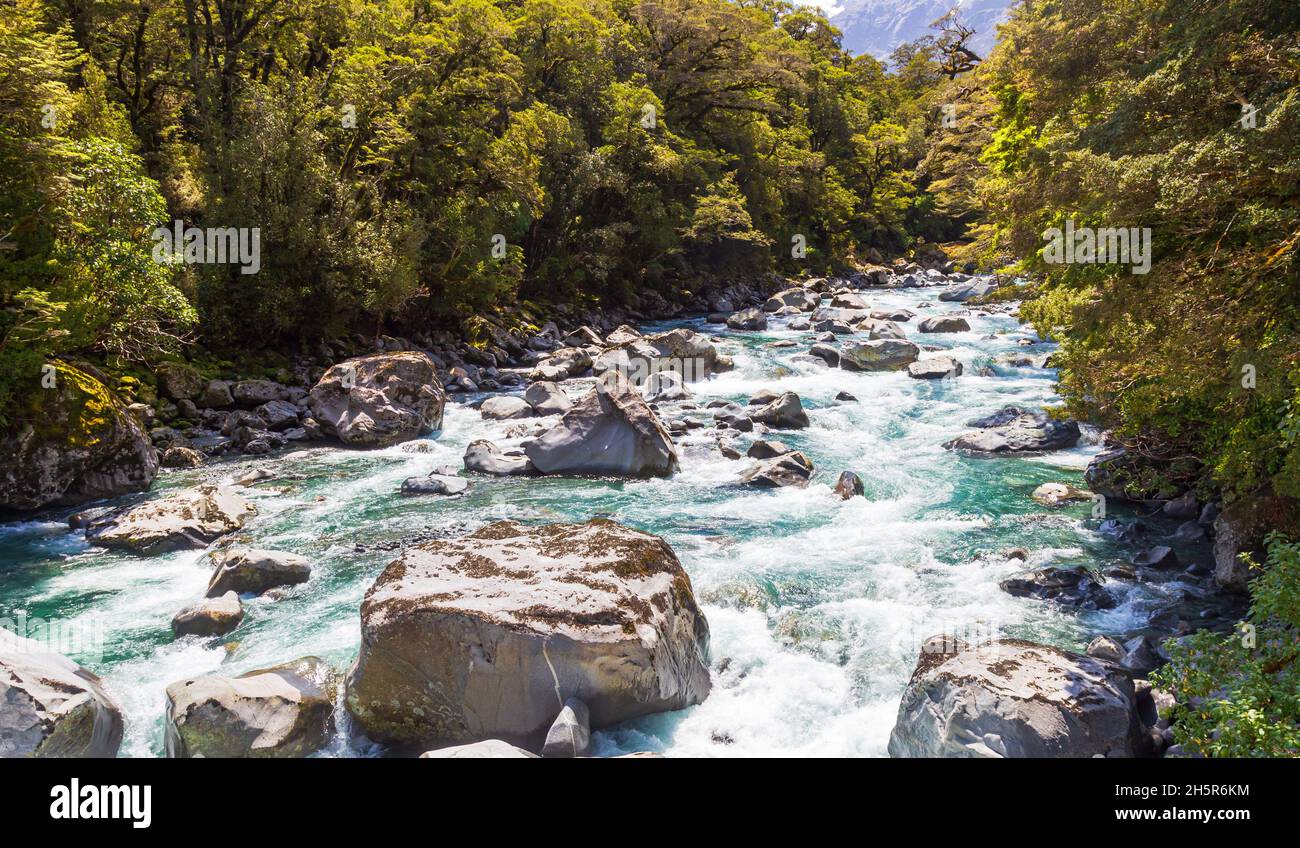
[{"xmin": 1, "ymin": 286, "xmax": 1196, "ymax": 757}]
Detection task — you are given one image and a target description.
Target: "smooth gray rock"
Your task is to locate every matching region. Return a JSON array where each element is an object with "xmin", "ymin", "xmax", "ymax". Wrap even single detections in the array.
[
  {"xmin": 85, "ymin": 484, "xmax": 256, "ymax": 554},
  {"xmin": 401, "ymin": 473, "xmax": 469, "ymax": 496},
  {"xmin": 528, "ymin": 347, "xmax": 592, "ymax": 382},
  {"xmin": 749, "ymin": 392, "xmax": 809, "ymax": 429},
  {"xmin": 345, "ymin": 519, "xmax": 711, "ymax": 749},
  {"xmin": 937, "ymin": 278, "xmax": 1000, "ymax": 302},
  {"xmin": 840, "ymin": 339, "xmax": 920, "ymax": 372},
  {"xmin": 888, "ymin": 638, "xmax": 1144, "ymax": 758},
  {"xmin": 165, "ymin": 656, "xmax": 336, "ymax": 758},
  {"xmin": 172, "ymin": 592, "xmax": 244, "ymax": 637},
  {"xmin": 0, "ymin": 629, "xmax": 124, "ymax": 758},
  {"xmin": 944, "ymin": 413, "xmax": 1080, "ymax": 455},
  {"xmin": 907, "ymin": 356, "xmax": 963, "ymax": 379},
  {"xmin": 479, "ymin": 395, "xmax": 534, "ymax": 421},
  {"xmin": 420, "ymin": 740, "xmax": 539, "ymax": 759},
  {"xmin": 541, "ymin": 697, "xmax": 592, "ymax": 758},
  {"xmin": 525, "ymin": 373, "xmax": 676, "ymax": 477},
  {"xmin": 464, "ymin": 439, "xmax": 535, "ymax": 476},
  {"xmin": 524, "ymin": 381, "xmax": 572, "ymax": 415},
  {"xmin": 206, "ymin": 548, "xmax": 311, "ymax": 597},
  {"xmin": 918, "ymin": 316, "xmax": 971, "ymax": 333},
  {"xmin": 309, "ymin": 352, "xmax": 446, "ymax": 447},
  {"xmin": 726, "ymin": 307, "xmax": 768, "ymax": 331},
  {"xmin": 1132, "ymin": 545, "xmax": 1178, "ymax": 569}
]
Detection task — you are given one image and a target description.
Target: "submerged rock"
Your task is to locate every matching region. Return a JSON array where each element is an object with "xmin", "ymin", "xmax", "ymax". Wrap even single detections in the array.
[
  {"xmin": 525, "ymin": 373, "xmax": 677, "ymax": 477},
  {"xmin": 1000, "ymin": 566, "xmax": 1116, "ymax": 609},
  {"xmin": 165, "ymin": 656, "xmax": 336, "ymax": 758},
  {"xmin": 944, "ymin": 413, "xmax": 1080, "ymax": 455},
  {"xmin": 85, "ymin": 484, "xmax": 256, "ymax": 554},
  {"xmin": 345, "ymin": 519, "xmax": 711, "ymax": 749},
  {"xmin": 0, "ymin": 362, "xmax": 158, "ymax": 511},
  {"xmin": 0, "ymin": 629, "xmax": 124, "ymax": 758},
  {"xmin": 309, "ymin": 351, "xmax": 446, "ymax": 448},
  {"xmin": 1031, "ymin": 482, "xmax": 1093, "ymax": 506},
  {"xmin": 888, "ymin": 638, "xmax": 1144, "ymax": 757}
]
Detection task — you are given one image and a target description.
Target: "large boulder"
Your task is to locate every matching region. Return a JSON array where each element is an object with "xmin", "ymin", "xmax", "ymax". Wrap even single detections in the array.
[
  {"xmin": 888, "ymin": 638, "xmax": 1145, "ymax": 758},
  {"xmin": 918, "ymin": 316, "xmax": 971, "ymax": 333},
  {"xmin": 345, "ymin": 519, "xmax": 711, "ymax": 749},
  {"xmin": 763, "ymin": 287, "xmax": 819, "ymax": 312},
  {"xmin": 596, "ymin": 328, "xmax": 730, "ymax": 383},
  {"xmin": 840, "ymin": 339, "xmax": 920, "ymax": 372},
  {"xmin": 738, "ymin": 451, "xmax": 814, "ymax": 488},
  {"xmin": 309, "ymin": 352, "xmax": 446, "ymax": 448},
  {"xmin": 748, "ymin": 392, "xmax": 809, "ymax": 429},
  {"xmin": 0, "ymin": 362, "xmax": 158, "ymax": 511},
  {"xmin": 944, "ymin": 413, "xmax": 1080, "ymax": 455},
  {"xmin": 206, "ymin": 548, "xmax": 312, "ymax": 597},
  {"xmin": 165, "ymin": 656, "xmax": 336, "ymax": 758},
  {"xmin": 479, "ymin": 395, "xmax": 534, "ymax": 421},
  {"xmin": 464, "ymin": 439, "xmax": 535, "ymax": 476},
  {"xmin": 726, "ymin": 307, "xmax": 767, "ymax": 331},
  {"xmin": 84, "ymin": 484, "xmax": 256, "ymax": 554},
  {"xmin": 0, "ymin": 629, "xmax": 124, "ymax": 757},
  {"xmin": 938, "ymin": 278, "xmax": 1000, "ymax": 302},
  {"xmin": 1213, "ymin": 492, "xmax": 1300, "ymax": 593},
  {"xmin": 172, "ymin": 592, "xmax": 244, "ymax": 637},
  {"xmin": 524, "ymin": 373, "xmax": 677, "ymax": 477},
  {"xmin": 154, "ymin": 362, "xmax": 205, "ymax": 401},
  {"xmin": 907, "ymin": 356, "xmax": 963, "ymax": 380}
]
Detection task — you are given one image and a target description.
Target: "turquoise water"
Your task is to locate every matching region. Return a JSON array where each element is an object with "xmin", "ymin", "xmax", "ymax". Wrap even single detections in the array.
[{"xmin": 0, "ymin": 288, "xmax": 1185, "ymax": 757}]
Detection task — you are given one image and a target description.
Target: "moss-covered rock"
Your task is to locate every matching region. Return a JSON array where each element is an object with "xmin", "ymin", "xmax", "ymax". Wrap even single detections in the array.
[{"xmin": 0, "ymin": 362, "xmax": 158, "ymax": 511}]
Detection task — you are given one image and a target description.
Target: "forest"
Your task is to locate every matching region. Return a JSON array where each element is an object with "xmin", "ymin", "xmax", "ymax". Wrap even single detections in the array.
[{"xmin": 1, "ymin": 0, "xmax": 1298, "ymax": 758}]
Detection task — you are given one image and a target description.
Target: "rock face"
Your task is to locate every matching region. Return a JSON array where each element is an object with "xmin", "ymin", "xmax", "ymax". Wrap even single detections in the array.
[
  {"xmin": 309, "ymin": 352, "xmax": 445, "ymax": 448},
  {"xmin": 840, "ymin": 339, "xmax": 920, "ymax": 372},
  {"xmin": 345, "ymin": 519, "xmax": 711, "ymax": 749},
  {"xmin": 1213, "ymin": 492, "xmax": 1300, "ymax": 593},
  {"xmin": 525, "ymin": 373, "xmax": 677, "ymax": 477},
  {"xmin": 206, "ymin": 548, "xmax": 312, "ymax": 597},
  {"xmin": 0, "ymin": 629, "xmax": 124, "ymax": 758},
  {"xmin": 85, "ymin": 484, "xmax": 256, "ymax": 554},
  {"xmin": 172, "ymin": 592, "xmax": 244, "ymax": 637},
  {"xmin": 0, "ymin": 362, "xmax": 159, "ymax": 511},
  {"xmin": 165, "ymin": 656, "xmax": 336, "ymax": 758},
  {"xmin": 944, "ymin": 413, "xmax": 1080, "ymax": 455},
  {"xmin": 748, "ymin": 392, "xmax": 809, "ymax": 429},
  {"xmin": 888, "ymin": 638, "xmax": 1145, "ymax": 758}
]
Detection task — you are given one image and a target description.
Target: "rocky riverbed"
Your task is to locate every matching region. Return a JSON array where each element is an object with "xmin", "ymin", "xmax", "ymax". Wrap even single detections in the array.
[{"xmin": 0, "ymin": 269, "xmax": 1252, "ymax": 757}]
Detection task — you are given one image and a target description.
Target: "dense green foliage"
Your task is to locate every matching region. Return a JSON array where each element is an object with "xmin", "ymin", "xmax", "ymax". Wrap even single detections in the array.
[
  {"xmin": 974, "ymin": 0, "xmax": 1300, "ymax": 502},
  {"xmin": 1152, "ymin": 534, "xmax": 1300, "ymax": 756},
  {"xmin": 1, "ymin": 0, "xmax": 954, "ymax": 379}
]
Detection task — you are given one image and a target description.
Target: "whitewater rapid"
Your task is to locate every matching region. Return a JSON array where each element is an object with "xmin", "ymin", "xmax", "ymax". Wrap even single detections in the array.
[{"xmin": 2, "ymin": 287, "xmax": 1180, "ymax": 757}]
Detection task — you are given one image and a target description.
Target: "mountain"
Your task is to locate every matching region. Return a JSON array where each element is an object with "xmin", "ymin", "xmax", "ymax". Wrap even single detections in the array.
[{"xmin": 828, "ymin": 0, "xmax": 1014, "ymax": 61}]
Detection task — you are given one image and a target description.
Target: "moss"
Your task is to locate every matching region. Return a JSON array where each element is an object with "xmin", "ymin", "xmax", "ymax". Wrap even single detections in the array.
[{"xmin": 20, "ymin": 362, "xmax": 123, "ymax": 450}]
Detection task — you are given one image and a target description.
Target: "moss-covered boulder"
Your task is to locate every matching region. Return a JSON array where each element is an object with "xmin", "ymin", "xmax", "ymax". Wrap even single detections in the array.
[
  {"xmin": 345, "ymin": 519, "xmax": 711, "ymax": 750},
  {"xmin": 0, "ymin": 362, "xmax": 158, "ymax": 511},
  {"xmin": 164, "ymin": 656, "xmax": 337, "ymax": 758}
]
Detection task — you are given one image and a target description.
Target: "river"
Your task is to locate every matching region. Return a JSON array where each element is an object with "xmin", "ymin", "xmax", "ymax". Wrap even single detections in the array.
[{"xmin": 1, "ymin": 285, "xmax": 1198, "ymax": 757}]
